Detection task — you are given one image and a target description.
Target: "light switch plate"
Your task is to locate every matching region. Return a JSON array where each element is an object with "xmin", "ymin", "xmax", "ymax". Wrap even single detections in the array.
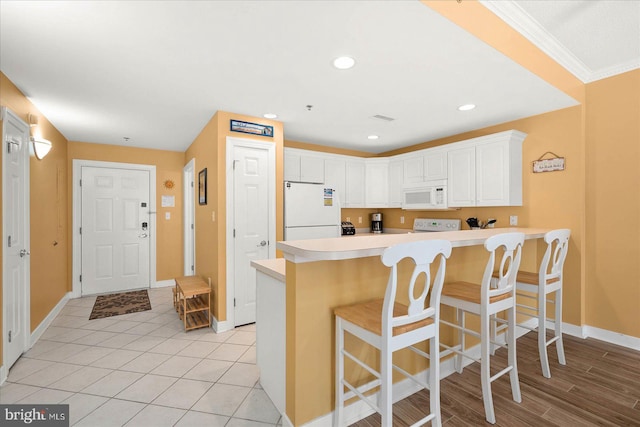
[
  {"xmin": 510, "ymin": 215, "xmax": 518, "ymax": 226},
  {"xmin": 165, "ymin": 212, "xmax": 171, "ymax": 220}
]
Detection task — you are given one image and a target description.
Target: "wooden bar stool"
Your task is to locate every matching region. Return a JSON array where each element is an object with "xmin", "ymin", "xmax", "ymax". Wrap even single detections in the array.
[
  {"xmin": 439, "ymin": 232, "xmax": 525, "ymax": 424},
  {"xmin": 508, "ymin": 229, "xmax": 570, "ymax": 378},
  {"xmin": 334, "ymin": 239, "xmax": 452, "ymax": 427}
]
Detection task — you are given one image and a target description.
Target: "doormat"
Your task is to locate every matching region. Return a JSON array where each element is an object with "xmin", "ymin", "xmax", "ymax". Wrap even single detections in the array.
[{"xmin": 89, "ymin": 289, "xmax": 151, "ymax": 320}]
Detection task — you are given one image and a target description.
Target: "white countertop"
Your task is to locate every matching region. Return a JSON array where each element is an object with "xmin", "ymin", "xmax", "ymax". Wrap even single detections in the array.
[
  {"xmin": 276, "ymin": 227, "xmax": 549, "ymax": 263},
  {"xmin": 251, "ymin": 258, "xmax": 286, "ymax": 282}
]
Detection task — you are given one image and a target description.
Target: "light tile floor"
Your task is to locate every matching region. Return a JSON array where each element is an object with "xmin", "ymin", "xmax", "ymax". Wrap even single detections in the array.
[{"xmin": 0, "ymin": 287, "xmax": 282, "ymax": 427}]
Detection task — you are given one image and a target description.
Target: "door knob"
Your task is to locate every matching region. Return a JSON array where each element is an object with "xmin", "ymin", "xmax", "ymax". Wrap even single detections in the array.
[
  {"xmin": 19, "ymin": 249, "xmax": 30, "ymax": 257},
  {"xmin": 257, "ymin": 240, "xmax": 267, "ymax": 247},
  {"xmin": 139, "ymin": 233, "xmax": 148, "ymax": 238}
]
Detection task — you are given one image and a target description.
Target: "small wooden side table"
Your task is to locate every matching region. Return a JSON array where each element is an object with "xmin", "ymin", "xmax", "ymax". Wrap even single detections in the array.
[{"xmin": 175, "ymin": 276, "xmax": 211, "ymax": 331}]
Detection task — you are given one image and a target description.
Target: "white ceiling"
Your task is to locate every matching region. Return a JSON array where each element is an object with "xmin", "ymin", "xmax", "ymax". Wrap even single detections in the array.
[{"xmin": 0, "ymin": 1, "xmax": 636, "ymax": 154}]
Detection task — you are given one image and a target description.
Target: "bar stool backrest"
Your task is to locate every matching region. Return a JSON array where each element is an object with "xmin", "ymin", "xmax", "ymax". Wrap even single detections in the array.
[
  {"xmin": 380, "ymin": 239, "xmax": 452, "ymax": 336},
  {"xmin": 542, "ymin": 229, "xmax": 571, "ymax": 282},
  {"xmin": 483, "ymin": 232, "xmax": 525, "ymax": 301}
]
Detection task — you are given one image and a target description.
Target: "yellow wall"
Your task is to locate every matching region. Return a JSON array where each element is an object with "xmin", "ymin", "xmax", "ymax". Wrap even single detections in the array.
[
  {"xmin": 185, "ymin": 111, "xmax": 284, "ymax": 322},
  {"xmin": 1, "ymin": 73, "xmax": 70, "ymax": 359},
  {"xmin": 585, "ymin": 70, "xmax": 640, "ymax": 337},
  {"xmin": 67, "ymin": 141, "xmax": 185, "ymax": 282}
]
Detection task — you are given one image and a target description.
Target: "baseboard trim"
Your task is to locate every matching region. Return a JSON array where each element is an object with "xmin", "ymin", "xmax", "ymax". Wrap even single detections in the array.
[
  {"xmin": 30, "ymin": 292, "xmax": 72, "ymax": 348},
  {"xmin": 0, "ymin": 365, "xmax": 7, "ymax": 386},
  {"xmin": 562, "ymin": 322, "xmax": 640, "ymax": 351},
  {"xmin": 211, "ymin": 316, "xmax": 234, "ymax": 334},
  {"xmin": 152, "ymin": 279, "xmax": 174, "ymax": 289}
]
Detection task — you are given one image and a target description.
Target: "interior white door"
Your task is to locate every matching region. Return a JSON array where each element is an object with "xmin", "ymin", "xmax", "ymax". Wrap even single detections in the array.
[
  {"xmin": 81, "ymin": 166, "xmax": 150, "ymax": 295},
  {"xmin": 233, "ymin": 145, "xmax": 269, "ymax": 326},
  {"xmin": 2, "ymin": 108, "xmax": 30, "ymax": 370},
  {"xmin": 183, "ymin": 159, "xmax": 195, "ymax": 276}
]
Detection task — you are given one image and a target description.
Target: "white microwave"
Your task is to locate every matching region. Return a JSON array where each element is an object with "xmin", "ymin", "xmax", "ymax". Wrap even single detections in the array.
[{"xmin": 402, "ymin": 180, "xmax": 448, "ymax": 210}]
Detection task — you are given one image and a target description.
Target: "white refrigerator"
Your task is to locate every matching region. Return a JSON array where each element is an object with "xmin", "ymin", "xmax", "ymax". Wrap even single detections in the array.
[{"xmin": 284, "ymin": 181, "xmax": 341, "ymax": 240}]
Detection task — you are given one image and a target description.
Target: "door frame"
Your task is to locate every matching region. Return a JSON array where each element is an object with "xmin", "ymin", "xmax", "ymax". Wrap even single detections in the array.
[
  {"xmin": 183, "ymin": 158, "xmax": 196, "ymax": 276},
  {"xmin": 225, "ymin": 137, "xmax": 276, "ymax": 330},
  {"xmin": 72, "ymin": 159, "xmax": 157, "ymax": 297},
  {"xmin": 1, "ymin": 107, "xmax": 31, "ymax": 379}
]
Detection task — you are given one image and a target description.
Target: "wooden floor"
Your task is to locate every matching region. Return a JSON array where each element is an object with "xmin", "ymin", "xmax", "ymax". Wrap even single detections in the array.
[{"xmin": 352, "ymin": 332, "xmax": 640, "ymax": 426}]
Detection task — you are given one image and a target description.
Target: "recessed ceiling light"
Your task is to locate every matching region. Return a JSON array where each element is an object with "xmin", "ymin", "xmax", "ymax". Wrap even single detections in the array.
[
  {"xmin": 368, "ymin": 135, "xmax": 379, "ymax": 140},
  {"xmin": 263, "ymin": 113, "xmax": 278, "ymax": 119},
  {"xmin": 458, "ymin": 104, "xmax": 476, "ymax": 111},
  {"xmin": 333, "ymin": 56, "xmax": 355, "ymax": 70}
]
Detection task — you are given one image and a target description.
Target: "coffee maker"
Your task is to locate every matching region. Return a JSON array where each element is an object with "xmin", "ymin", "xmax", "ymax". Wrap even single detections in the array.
[{"xmin": 371, "ymin": 213, "xmax": 383, "ymax": 234}]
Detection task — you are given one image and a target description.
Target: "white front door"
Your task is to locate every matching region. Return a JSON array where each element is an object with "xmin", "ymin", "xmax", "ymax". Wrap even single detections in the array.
[
  {"xmin": 233, "ymin": 145, "xmax": 270, "ymax": 326},
  {"xmin": 81, "ymin": 166, "xmax": 151, "ymax": 295},
  {"xmin": 2, "ymin": 107, "xmax": 30, "ymax": 370}
]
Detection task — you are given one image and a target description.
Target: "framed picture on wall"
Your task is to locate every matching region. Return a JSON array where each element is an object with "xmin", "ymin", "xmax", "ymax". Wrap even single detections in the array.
[{"xmin": 198, "ymin": 168, "xmax": 207, "ymax": 205}]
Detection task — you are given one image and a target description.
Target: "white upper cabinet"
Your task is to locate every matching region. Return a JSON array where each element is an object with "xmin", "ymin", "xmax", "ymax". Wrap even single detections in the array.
[
  {"xmin": 324, "ymin": 157, "xmax": 346, "ymax": 206},
  {"xmin": 447, "ymin": 146, "xmax": 476, "ymax": 207},
  {"xmin": 424, "ymin": 150, "xmax": 447, "ymax": 181},
  {"xmin": 447, "ymin": 130, "xmax": 526, "ymax": 207},
  {"xmin": 284, "ymin": 148, "xmax": 325, "ymax": 183},
  {"xmin": 365, "ymin": 159, "xmax": 389, "ymax": 208},
  {"xmin": 388, "ymin": 159, "xmax": 404, "ymax": 207},
  {"xmin": 284, "ymin": 151, "xmax": 301, "ymax": 181},
  {"xmin": 300, "ymin": 155, "xmax": 324, "ymax": 183},
  {"xmin": 403, "ymin": 149, "xmax": 447, "ymax": 183},
  {"xmin": 345, "ymin": 159, "xmax": 366, "ymax": 208},
  {"xmin": 403, "ymin": 156, "xmax": 424, "ymax": 184}
]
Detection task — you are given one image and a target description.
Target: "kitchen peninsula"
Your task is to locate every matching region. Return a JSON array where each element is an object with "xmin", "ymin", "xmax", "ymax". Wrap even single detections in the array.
[{"xmin": 254, "ymin": 228, "xmax": 549, "ymax": 426}]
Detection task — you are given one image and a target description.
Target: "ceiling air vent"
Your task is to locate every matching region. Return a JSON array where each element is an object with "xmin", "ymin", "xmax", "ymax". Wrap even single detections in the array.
[{"xmin": 371, "ymin": 114, "xmax": 395, "ymax": 122}]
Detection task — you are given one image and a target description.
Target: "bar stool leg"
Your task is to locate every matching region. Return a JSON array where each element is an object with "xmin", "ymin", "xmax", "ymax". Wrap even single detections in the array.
[
  {"xmin": 555, "ymin": 288, "xmax": 566, "ymax": 366},
  {"xmin": 480, "ymin": 311, "xmax": 495, "ymax": 424},
  {"xmin": 335, "ymin": 318, "xmax": 345, "ymax": 427},
  {"xmin": 538, "ymin": 286, "xmax": 551, "ymax": 378},
  {"xmin": 455, "ymin": 308, "xmax": 465, "ymax": 373},
  {"xmin": 507, "ymin": 304, "xmax": 522, "ymax": 403},
  {"xmin": 430, "ymin": 335, "xmax": 442, "ymax": 427},
  {"xmin": 380, "ymin": 344, "xmax": 393, "ymax": 426}
]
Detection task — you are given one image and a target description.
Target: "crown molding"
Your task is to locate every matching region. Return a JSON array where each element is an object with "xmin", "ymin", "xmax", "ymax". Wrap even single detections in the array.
[{"xmin": 480, "ymin": 0, "xmax": 592, "ymax": 82}]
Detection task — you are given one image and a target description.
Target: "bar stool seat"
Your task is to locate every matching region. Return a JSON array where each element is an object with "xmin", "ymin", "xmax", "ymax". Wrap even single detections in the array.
[
  {"xmin": 334, "ymin": 300, "xmax": 435, "ymax": 337},
  {"xmin": 334, "ymin": 239, "xmax": 452, "ymax": 427}
]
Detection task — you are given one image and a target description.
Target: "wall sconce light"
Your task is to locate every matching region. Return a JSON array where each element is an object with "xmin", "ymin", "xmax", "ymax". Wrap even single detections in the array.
[{"xmin": 30, "ymin": 136, "xmax": 52, "ymax": 159}]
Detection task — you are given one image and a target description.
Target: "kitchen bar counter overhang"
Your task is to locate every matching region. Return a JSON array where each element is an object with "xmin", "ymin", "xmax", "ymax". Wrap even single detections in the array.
[{"xmin": 277, "ymin": 227, "xmax": 549, "ymax": 263}]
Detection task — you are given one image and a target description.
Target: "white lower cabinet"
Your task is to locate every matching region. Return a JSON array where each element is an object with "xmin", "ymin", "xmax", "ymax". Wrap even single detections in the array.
[
  {"xmin": 447, "ymin": 130, "xmax": 525, "ymax": 207},
  {"xmin": 365, "ymin": 159, "xmax": 389, "ymax": 208},
  {"xmin": 345, "ymin": 159, "xmax": 366, "ymax": 207}
]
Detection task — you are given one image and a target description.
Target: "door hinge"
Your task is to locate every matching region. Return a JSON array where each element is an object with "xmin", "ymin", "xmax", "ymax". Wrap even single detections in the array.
[
  {"xmin": 7, "ymin": 235, "xmax": 11, "ymax": 248},
  {"xmin": 191, "ymin": 181, "xmax": 194, "ymax": 187},
  {"xmin": 8, "ymin": 331, "xmax": 11, "ymax": 343},
  {"xmin": 191, "ymin": 265, "xmax": 194, "ymax": 272},
  {"xmin": 233, "ymin": 229, "xmax": 236, "ymax": 238},
  {"xmin": 79, "ymin": 179, "xmax": 82, "ymax": 186},
  {"xmin": 79, "ymin": 227, "xmax": 82, "ymax": 235},
  {"xmin": 79, "ymin": 275, "xmax": 82, "ymax": 282},
  {"xmin": 234, "ymin": 298, "xmax": 236, "ymax": 307},
  {"xmin": 191, "ymin": 224, "xmax": 194, "ymax": 230}
]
